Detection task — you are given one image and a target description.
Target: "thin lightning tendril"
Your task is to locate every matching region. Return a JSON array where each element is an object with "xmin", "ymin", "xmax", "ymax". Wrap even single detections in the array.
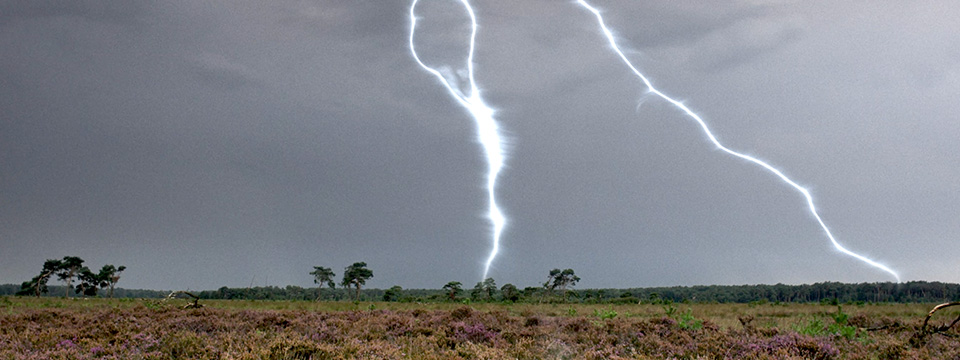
[
  {"xmin": 575, "ymin": 0, "xmax": 899, "ymax": 282},
  {"xmin": 409, "ymin": 0, "xmax": 506, "ymax": 281}
]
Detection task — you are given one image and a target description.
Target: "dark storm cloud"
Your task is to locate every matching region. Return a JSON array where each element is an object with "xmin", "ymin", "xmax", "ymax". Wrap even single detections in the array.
[
  {"xmin": 2, "ymin": 0, "xmax": 958, "ymax": 291},
  {"xmin": 0, "ymin": 0, "xmax": 152, "ymax": 24},
  {"xmin": 589, "ymin": 0, "xmax": 769, "ymax": 48}
]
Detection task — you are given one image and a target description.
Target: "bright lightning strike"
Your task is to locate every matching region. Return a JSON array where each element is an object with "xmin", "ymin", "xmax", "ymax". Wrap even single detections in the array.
[
  {"xmin": 575, "ymin": 0, "xmax": 900, "ymax": 282},
  {"xmin": 409, "ymin": 0, "xmax": 506, "ymax": 281}
]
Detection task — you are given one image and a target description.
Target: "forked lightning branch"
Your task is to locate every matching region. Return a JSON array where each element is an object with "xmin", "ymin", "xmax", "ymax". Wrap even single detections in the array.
[{"xmin": 408, "ymin": 0, "xmax": 899, "ymax": 283}]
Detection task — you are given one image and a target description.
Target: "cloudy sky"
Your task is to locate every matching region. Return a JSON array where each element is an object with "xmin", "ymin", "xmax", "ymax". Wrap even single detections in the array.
[{"xmin": 2, "ymin": 0, "xmax": 958, "ymax": 291}]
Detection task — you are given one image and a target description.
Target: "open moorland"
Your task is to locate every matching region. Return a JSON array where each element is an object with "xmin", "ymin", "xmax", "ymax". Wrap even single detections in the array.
[{"xmin": 2, "ymin": 296, "xmax": 959, "ymax": 359}]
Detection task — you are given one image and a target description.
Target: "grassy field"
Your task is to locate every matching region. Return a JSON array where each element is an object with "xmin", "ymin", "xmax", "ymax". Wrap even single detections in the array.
[{"xmin": 2, "ymin": 296, "xmax": 958, "ymax": 359}]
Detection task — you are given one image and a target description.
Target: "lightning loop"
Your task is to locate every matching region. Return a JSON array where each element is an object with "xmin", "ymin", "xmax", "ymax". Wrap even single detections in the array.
[
  {"xmin": 409, "ymin": 0, "xmax": 506, "ymax": 281},
  {"xmin": 574, "ymin": 0, "xmax": 899, "ymax": 282}
]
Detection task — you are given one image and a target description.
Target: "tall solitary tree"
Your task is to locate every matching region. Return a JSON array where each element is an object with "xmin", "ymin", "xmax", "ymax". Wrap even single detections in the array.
[
  {"xmin": 442, "ymin": 281, "xmax": 463, "ymax": 301},
  {"xmin": 310, "ymin": 266, "xmax": 336, "ymax": 301},
  {"xmin": 56, "ymin": 256, "xmax": 85, "ymax": 298},
  {"xmin": 471, "ymin": 282, "xmax": 484, "ymax": 301},
  {"xmin": 500, "ymin": 283, "xmax": 520, "ymax": 302},
  {"xmin": 548, "ymin": 268, "xmax": 581, "ymax": 302},
  {"xmin": 340, "ymin": 262, "xmax": 373, "ymax": 301},
  {"xmin": 97, "ymin": 265, "xmax": 126, "ymax": 298},
  {"xmin": 482, "ymin": 277, "xmax": 497, "ymax": 300}
]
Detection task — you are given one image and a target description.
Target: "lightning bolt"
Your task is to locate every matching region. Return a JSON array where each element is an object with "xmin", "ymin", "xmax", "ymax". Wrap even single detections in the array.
[
  {"xmin": 575, "ymin": 0, "xmax": 900, "ymax": 282},
  {"xmin": 409, "ymin": 0, "xmax": 506, "ymax": 280}
]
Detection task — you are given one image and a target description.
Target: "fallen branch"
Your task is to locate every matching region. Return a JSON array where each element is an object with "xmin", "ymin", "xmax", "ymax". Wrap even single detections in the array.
[
  {"xmin": 165, "ymin": 291, "xmax": 203, "ymax": 309},
  {"xmin": 922, "ymin": 301, "xmax": 960, "ymax": 333},
  {"xmin": 910, "ymin": 301, "xmax": 960, "ymax": 347}
]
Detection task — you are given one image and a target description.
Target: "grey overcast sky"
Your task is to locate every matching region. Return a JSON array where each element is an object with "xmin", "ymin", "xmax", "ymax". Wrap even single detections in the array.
[{"xmin": 2, "ymin": 0, "xmax": 958, "ymax": 291}]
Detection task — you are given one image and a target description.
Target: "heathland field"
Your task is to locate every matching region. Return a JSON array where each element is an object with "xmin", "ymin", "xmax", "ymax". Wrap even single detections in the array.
[{"xmin": 2, "ymin": 296, "xmax": 958, "ymax": 359}]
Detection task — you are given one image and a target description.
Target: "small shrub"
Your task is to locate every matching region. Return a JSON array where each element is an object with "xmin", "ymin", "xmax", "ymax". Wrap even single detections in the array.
[
  {"xmin": 593, "ymin": 308, "xmax": 617, "ymax": 320},
  {"xmin": 676, "ymin": 308, "xmax": 702, "ymax": 330},
  {"xmin": 796, "ymin": 317, "xmax": 827, "ymax": 337}
]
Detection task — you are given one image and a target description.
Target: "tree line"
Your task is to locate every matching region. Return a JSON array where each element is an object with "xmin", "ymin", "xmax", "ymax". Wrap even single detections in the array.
[
  {"xmin": 8, "ymin": 258, "xmax": 960, "ymax": 303},
  {"xmin": 192, "ymin": 280, "xmax": 960, "ymax": 304}
]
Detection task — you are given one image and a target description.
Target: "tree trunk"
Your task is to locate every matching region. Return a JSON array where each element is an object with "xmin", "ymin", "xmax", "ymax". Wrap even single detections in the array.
[
  {"xmin": 64, "ymin": 268, "xmax": 79, "ymax": 298},
  {"xmin": 36, "ymin": 271, "xmax": 52, "ymax": 297},
  {"xmin": 354, "ymin": 284, "xmax": 361, "ymax": 301}
]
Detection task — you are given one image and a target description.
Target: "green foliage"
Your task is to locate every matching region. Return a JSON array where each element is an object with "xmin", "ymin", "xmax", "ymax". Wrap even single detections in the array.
[
  {"xmin": 500, "ymin": 283, "xmax": 519, "ymax": 302},
  {"xmin": 482, "ymin": 278, "xmax": 497, "ymax": 300},
  {"xmin": 821, "ymin": 298, "xmax": 840, "ymax": 306},
  {"xmin": 676, "ymin": 308, "xmax": 703, "ymax": 330},
  {"xmin": 17, "ymin": 258, "xmax": 124, "ymax": 298},
  {"xmin": 594, "ymin": 308, "xmax": 617, "ymax": 320},
  {"xmin": 662, "ymin": 305, "xmax": 701, "ymax": 329},
  {"xmin": 832, "ymin": 305, "xmax": 849, "ymax": 325},
  {"xmin": 471, "ymin": 282, "xmax": 484, "ymax": 301},
  {"xmin": 96, "ymin": 264, "xmax": 126, "ymax": 298},
  {"xmin": 382, "ymin": 286, "xmax": 403, "ymax": 302},
  {"xmin": 442, "ymin": 281, "xmax": 463, "ymax": 301},
  {"xmin": 796, "ymin": 317, "xmax": 827, "ymax": 336},
  {"xmin": 827, "ymin": 306, "xmax": 859, "ymax": 340},
  {"xmin": 341, "ymin": 262, "xmax": 373, "ymax": 301},
  {"xmin": 8, "ymin": 278, "xmax": 960, "ymax": 305},
  {"xmin": 142, "ymin": 300, "xmax": 164, "ymax": 311},
  {"xmin": 309, "ymin": 266, "xmax": 336, "ymax": 290},
  {"xmin": 546, "ymin": 268, "xmax": 581, "ymax": 302},
  {"xmin": 18, "ymin": 259, "xmax": 64, "ymax": 297},
  {"xmin": 74, "ymin": 267, "xmax": 100, "ymax": 297},
  {"xmin": 829, "ymin": 323, "xmax": 858, "ymax": 339},
  {"xmin": 663, "ymin": 304, "xmax": 677, "ymax": 317},
  {"xmin": 794, "ymin": 307, "xmax": 859, "ymax": 340}
]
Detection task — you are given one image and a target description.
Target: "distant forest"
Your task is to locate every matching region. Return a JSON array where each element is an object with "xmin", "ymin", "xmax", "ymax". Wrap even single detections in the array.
[{"xmin": 2, "ymin": 281, "xmax": 958, "ymax": 304}]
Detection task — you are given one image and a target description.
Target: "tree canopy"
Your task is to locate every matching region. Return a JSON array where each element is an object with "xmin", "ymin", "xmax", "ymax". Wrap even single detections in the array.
[
  {"xmin": 17, "ymin": 257, "xmax": 124, "ymax": 298},
  {"xmin": 341, "ymin": 262, "xmax": 373, "ymax": 301}
]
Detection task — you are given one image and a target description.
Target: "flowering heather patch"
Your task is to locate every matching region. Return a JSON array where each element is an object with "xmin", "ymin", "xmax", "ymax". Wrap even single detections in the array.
[{"xmin": 1, "ymin": 298, "xmax": 958, "ymax": 359}]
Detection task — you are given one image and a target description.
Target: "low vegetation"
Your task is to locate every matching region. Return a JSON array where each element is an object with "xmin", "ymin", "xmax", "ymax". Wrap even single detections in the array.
[
  {"xmin": 6, "ymin": 260, "xmax": 959, "ymax": 357},
  {"xmin": 2, "ymin": 297, "xmax": 959, "ymax": 359}
]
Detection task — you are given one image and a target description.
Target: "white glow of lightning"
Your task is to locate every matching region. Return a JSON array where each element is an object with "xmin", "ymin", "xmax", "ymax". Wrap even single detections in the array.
[
  {"xmin": 409, "ymin": 0, "xmax": 506, "ymax": 281},
  {"xmin": 575, "ymin": 0, "xmax": 900, "ymax": 282}
]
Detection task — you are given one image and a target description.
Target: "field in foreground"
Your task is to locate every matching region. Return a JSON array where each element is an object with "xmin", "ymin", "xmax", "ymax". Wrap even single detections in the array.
[{"xmin": 2, "ymin": 297, "xmax": 958, "ymax": 359}]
